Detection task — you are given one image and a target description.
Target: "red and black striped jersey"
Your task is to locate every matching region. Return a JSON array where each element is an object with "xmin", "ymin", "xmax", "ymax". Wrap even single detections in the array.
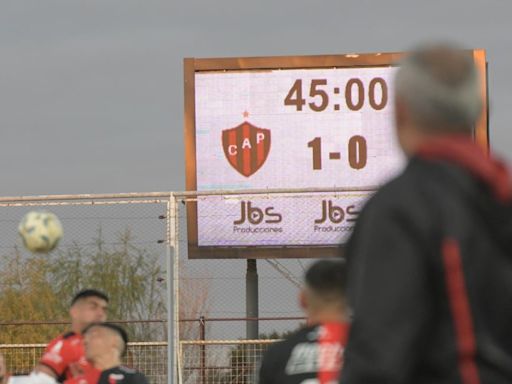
[
  {"xmin": 258, "ymin": 322, "xmax": 349, "ymax": 384},
  {"xmin": 39, "ymin": 332, "xmax": 95, "ymax": 382},
  {"xmin": 65, "ymin": 366, "xmax": 148, "ymax": 384}
]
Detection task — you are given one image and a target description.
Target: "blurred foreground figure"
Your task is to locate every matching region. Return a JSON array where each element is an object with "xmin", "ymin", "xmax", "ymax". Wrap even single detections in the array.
[
  {"xmin": 340, "ymin": 45, "xmax": 512, "ymax": 384},
  {"xmin": 259, "ymin": 259, "xmax": 349, "ymax": 384}
]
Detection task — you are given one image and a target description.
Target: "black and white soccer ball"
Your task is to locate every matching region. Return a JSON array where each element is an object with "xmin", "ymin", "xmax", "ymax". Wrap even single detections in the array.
[{"xmin": 18, "ymin": 211, "xmax": 63, "ymax": 253}]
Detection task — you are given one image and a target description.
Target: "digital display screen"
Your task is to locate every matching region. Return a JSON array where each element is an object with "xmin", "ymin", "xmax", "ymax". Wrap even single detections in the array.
[
  {"xmin": 194, "ymin": 67, "xmax": 404, "ymax": 246},
  {"xmin": 184, "ymin": 52, "xmax": 487, "ymax": 258}
]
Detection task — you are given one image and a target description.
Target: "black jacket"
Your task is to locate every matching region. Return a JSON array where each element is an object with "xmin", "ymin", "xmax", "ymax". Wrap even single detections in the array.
[{"xmin": 340, "ymin": 136, "xmax": 512, "ymax": 384}]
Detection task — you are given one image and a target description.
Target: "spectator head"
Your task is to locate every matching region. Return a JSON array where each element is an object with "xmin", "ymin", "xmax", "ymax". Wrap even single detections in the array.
[
  {"xmin": 300, "ymin": 259, "xmax": 347, "ymax": 323},
  {"xmin": 394, "ymin": 43, "xmax": 482, "ymax": 154}
]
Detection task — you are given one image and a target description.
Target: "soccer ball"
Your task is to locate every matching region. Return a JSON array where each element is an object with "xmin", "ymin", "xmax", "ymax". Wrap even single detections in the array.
[{"xmin": 18, "ymin": 211, "xmax": 63, "ymax": 253}]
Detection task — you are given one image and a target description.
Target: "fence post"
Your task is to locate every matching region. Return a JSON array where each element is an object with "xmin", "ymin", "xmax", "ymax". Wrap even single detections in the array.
[
  {"xmin": 199, "ymin": 316, "xmax": 206, "ymax": 384},
  {"xmin": 167, "ymin": 194, "xmax": 178, "ymax": 384}
]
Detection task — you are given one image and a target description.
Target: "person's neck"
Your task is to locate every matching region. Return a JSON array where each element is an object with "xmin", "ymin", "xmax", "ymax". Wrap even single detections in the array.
[
  {"xmin": 404, "ymin": 126, "xmax": 471, "ymax": 156},
  {"xmin": 93, "ymin": 353, "xmax": 121, "ymax": 371},
  {"xmin": 308, "ymin": 310, "xmax": 347, "ymax": 325},
  {"xmin": 71, "ymin": 323, "xmax": 83, "ymax": 335}
]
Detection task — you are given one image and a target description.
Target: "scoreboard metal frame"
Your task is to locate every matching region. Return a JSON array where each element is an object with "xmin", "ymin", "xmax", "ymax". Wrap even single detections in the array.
[{"xmin": 183, "ymin": 50, "xmax": 488, "ymax": 259}]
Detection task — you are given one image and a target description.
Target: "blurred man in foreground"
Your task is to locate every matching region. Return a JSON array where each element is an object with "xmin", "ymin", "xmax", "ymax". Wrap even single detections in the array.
[
  {"xmin": 340, "ymin": 45, "xmax": 512, "ymax": 383},
  {"xmin": 65, "ymin": 323, "xmax": 148, "ymax": 384},
  {"xmin": 259, "ymin": 259, "xmax": 349, "ymax": 384}
]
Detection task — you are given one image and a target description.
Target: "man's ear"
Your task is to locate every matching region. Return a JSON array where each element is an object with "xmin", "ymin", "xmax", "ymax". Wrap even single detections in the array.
[
  {"xmin": 299, "ymin": 289, "xmax": 307, "ymax": 311},
  {"xmin": 69, "ymin": 304, "xmax": 78, "ymax": 321}
]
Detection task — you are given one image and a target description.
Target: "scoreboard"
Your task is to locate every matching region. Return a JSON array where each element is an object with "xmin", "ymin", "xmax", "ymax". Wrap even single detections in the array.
[{"xmin": 184, "ymin": 51, "xmax": 488, "ymax": 259}]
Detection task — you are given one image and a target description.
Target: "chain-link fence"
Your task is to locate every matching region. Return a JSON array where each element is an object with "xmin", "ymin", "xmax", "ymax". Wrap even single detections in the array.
[
  {"xmin": 0, "ymin": 342, "xmax": 167, "ymax": 384},
  {"xmin": 179, "ymin": 340, "xmax": 278, "ymax": 384},
  {"xmin": 0, "ymin": 193, "xmax": 173, "ymax": 383},
  {"xmin": 0, "ymin": 316, "xmax": 297, "ymax": 384},
  {"xmin": 174, "ymin": 188, "xmax": 372, "ymax": 342},
  {"xmin": 0, "ymin": 339, "xmax": 277, "ymax": 384},
  {"xmin": 0, "ymin": 188, "xmax": 373, "ymax": 383},
  {"xmin": 0, "ymin": 193, "xmax": 170, "ymax": 345}
]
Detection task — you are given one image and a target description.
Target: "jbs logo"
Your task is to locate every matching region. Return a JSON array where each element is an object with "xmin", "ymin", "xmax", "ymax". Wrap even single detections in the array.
[
  {"xmin": 315, "ymin": 200, "xmax": 359, "ymax": 224},
  {"xmin": 234, "ymin": 201, "xmax": 282, "ymax": 225},
  {"xmin": 314, "ymin": 201, "xmax": 359, "ymax": 233}
]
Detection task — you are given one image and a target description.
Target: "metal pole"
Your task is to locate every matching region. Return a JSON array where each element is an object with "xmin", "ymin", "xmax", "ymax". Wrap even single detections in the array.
[
  {"xmin": 0, "ymin": 185, "xmax": 378, "ymax": 204},
  {"xmin": 199, "ymin": 316, "xmax": 206, "ymax": 384},
  {"xmin": 173, "ymin": 195, "xmax": 180, "ymax": 384},
  {"xmin": 246, "ymin": 259, "xmax": 259, "ymax": 339},
  {"xmin": 166, "ymin": 194, "xmax": 178, "ymax": 384}
]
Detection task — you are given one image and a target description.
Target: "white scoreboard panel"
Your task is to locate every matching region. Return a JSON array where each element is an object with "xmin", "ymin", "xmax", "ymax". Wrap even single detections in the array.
[{"xmin": 184, "ymin": 52, "xmax": 488, "ymax": 259}]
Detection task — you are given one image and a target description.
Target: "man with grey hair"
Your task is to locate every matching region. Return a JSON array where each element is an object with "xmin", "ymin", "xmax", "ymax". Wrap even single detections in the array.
[{"xmin": 339, "ymin": 44, "xmax": 512, "ymax": 384}]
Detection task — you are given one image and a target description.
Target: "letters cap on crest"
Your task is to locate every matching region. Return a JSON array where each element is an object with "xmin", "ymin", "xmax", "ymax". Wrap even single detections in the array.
[{"xmin": 222, "ymin": 118, "xmax": 271, "ymax": 177}]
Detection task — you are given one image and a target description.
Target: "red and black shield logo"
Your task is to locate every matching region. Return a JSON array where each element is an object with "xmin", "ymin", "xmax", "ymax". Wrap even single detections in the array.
[{"xmin": 222, "ymin": 122, "xmax": 271, "ymax": 177}]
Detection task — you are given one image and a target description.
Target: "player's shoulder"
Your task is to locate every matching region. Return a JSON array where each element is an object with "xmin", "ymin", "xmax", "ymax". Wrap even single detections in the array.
[
  {"xmin": 45, "ymin": 334, "xmax": 65, "ymax": 351},
  {"xmin": 47, "ymin": 333, "xmax": 64, "ymax": 344},
  {"xmin": 362, "ymin": 157, "xmax": 442, "ymax": 217},
  {"xmin": 382, "ymin": 156, "xmax": 461, "ymax": 196},
  {"xmin": 99, "ymin": 366, "xmax": 148, "ymax": 384},
  {"xmin": 373, "ymin": 161, "xmax": 422, "ymax": 200},
  {"xmin": 48, "ymin": 332, "xmax": 79, "ymax": 344},
  {"xmin": 116, "ymin": 366, "xmax": 138, "ymax": 375},
  {"xmin": 62, "ymin": 331, "xmax": 77, "ymax": 339},
  {"xmin": 264, "ymin": 325, "xmax": 319, "ymax": 357},
  {"xmin": 45, "ymin": 332, "xmax": 82, "ymax": 355}
]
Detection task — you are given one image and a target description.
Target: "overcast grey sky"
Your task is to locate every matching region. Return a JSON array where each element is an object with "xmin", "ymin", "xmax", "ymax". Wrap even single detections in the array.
[{"xmin": 0, "ymin": 0, "xmax": 510, "ymax": 196}]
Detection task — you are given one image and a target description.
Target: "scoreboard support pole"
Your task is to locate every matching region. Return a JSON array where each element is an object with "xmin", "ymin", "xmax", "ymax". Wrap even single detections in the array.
[{"xmin": 246, "ymin": 259, "xmax": 259, "ymax": 339}]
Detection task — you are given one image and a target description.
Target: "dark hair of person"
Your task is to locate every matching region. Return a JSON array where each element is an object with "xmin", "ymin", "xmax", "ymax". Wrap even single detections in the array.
[
  {"xmin": 71, "ymin": 289, "xmax": 109, "ymax": 306},
  {"xmin": 305, "ymin": 259, "xmax": 346, "ymax": 296}
]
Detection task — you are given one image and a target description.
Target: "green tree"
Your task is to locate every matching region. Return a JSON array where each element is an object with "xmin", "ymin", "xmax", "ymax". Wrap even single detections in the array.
[
  {"xmin": 0, "ymin": 228, "xmax": 209, "ymax": 344},
  {"xmin": 0, "ymin": 247, "xmax": 64, "ymax": 343},
  {"xmin": 47, "ymin": 228, "xmax": 167, "ymax": 341}
]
